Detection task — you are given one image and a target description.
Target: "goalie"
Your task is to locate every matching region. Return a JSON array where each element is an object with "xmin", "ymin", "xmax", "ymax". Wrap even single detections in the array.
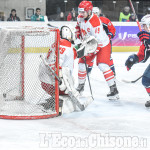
[{"xmin": 39, "ymin": 24, "xmax": 80, "ymax": 115}]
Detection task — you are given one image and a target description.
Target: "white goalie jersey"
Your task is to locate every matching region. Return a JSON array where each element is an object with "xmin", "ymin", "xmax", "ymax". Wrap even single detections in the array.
[{"xmin": 39, "ymin": 39, "xmax": 74, "ymax": 85}]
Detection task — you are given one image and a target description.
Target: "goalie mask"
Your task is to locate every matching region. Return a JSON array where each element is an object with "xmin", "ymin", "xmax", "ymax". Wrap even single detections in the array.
[
  {"xmin": 141, "ymin": 14, "xmax": 150, "ymax": 32},
  {"xmin": 60, "ymin": 25, "xmax": 75, "ymax": 42}
]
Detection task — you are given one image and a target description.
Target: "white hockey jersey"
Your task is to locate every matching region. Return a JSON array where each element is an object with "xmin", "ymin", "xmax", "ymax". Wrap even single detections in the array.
[
  {"xmin": 39, "ymin": 39, "xmax": 74, "ymax": 84},
  {"xmin": 76, "ymin": 13, "xmax": 109, "ymax": 47}
]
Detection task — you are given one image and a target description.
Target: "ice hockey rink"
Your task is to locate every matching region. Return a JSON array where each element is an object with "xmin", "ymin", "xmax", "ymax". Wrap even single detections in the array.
[{"xmin": 0, "ymin": 52, "xmax": 150, "ymax": 150}]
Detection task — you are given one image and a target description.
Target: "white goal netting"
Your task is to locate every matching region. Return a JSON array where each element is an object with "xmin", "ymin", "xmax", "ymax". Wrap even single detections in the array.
[{"xmin": 0, "ymin": 23, "xmax": 60, "ymax": 119}]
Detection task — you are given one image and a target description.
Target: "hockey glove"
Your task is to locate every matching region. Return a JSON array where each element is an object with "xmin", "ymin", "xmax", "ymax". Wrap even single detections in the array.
[
  {"xmin": 137, "ymin": 31, "xmax": 150, "ymax": 42},
  {"xmin": 125, "ymin": 54, "xmax": 139, "ymax": 71},
  {"xmin": 108, "ymin": 32, "xmax": 113, "ymax": 40}
]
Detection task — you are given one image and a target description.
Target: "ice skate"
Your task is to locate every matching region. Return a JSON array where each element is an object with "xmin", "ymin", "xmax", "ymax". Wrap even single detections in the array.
[
  {"xmin": 107, "ymin": 84, "xmax": 119, "ymax": 100},
  {"xmin": 38, "ymin": 97, "xmax": 55, "ymax": 110},
  {"xmin": 145, "ymin": 100, "xmax": 150, "ymax": 107},
  {"xmin": 76, "ymin": 83, "xmax": 85, "ymax": 94}
]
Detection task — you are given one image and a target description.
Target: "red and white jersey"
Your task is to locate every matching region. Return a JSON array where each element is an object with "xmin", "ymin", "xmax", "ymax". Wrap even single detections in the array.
[
  {"xmin": 76, "ymin": 13, "xmax": 109, "ymax": 47},
  {"xmin": 39, "ymin": 39, "xmax": 74, "ymax": 84}
]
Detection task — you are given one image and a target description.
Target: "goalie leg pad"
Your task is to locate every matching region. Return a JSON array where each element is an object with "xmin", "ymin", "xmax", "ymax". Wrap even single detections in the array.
[
  {"xmin": 59, "ymin": 95, "xmax": 76, "ymax": 114},
  {"xmin": 61, "ymin": 67, "xmax": 79, "ymax": 97}
]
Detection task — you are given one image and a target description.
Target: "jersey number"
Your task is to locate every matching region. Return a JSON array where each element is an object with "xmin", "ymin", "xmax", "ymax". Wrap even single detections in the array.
[
  {"xmin": 95, "ymin": 28, "xmax": 100, "ymax": 34},
  {"xmin": 60, "ymin": 47, "xmax": 66, "ymax": 54}
]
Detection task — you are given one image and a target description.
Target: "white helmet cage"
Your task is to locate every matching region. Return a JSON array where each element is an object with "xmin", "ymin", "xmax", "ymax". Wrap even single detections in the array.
[
  {"xmin": 60, "ymin": 24, "xmax": 76, "ymax": 42},
  {"xmin": 92, "ymin": 7, "xmax": 100, "ymax": 16},
  {"xmin": 141, "ymin": 14, "xmax": 150, "ymax": 32}
]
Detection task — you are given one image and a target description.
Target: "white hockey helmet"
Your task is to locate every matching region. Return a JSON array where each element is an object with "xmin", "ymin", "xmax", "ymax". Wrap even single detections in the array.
[
  {"xmin": 60, "ymin": 24, "xmax": 75, "ymax": 42},
  {"xmin": 92, "ymin": 7, "xmax": 100, "ymax": 16},
  {"xmin": 140, "ymin": 14, "xmax": 150, "ymax": 32}
]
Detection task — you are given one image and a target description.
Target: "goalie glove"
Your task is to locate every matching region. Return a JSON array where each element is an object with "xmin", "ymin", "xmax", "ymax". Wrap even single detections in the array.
[{"xmin": 75, "ymin": 35, "xmax": 98, "ymax": 58}]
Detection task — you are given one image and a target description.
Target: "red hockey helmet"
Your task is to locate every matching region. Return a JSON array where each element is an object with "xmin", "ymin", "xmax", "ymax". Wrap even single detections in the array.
[{"xmin": 78, "ymin": 1, "xmax": 93, "ymax": 13}]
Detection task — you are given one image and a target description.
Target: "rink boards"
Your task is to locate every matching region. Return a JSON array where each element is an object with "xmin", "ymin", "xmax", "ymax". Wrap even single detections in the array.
[{"xmin": 0, "ymin": 21, "xmax": 141, "ymax": 52}]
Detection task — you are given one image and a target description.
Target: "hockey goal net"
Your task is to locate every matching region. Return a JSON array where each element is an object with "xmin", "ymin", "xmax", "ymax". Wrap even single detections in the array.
[{"xmin": 0, "ymin": 25, "xmax": 60, "ymax": 119}]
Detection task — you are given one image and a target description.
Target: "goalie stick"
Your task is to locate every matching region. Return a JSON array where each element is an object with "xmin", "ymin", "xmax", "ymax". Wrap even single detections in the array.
[
  {"xmin": 122, "ymin": 75, "xmax": 142, "ymax": 83},
  {"xmin": 40, "ymin": 55, "xmax": 93, "ymax": 111},
  {"xmin": 44, "ymin": 16, "xmax": 58, "ymax": 28}
]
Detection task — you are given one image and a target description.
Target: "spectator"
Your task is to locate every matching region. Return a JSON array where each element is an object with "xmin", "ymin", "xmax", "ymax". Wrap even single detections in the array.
[
  {"xmin": 128, "ymin": 13, "xmax": 136, "ymax": 22},
  {"xmin": 119, "ymin": 6, "xmax": 130, "ymax": 22},
  {"xmin": 60, "ymin": 12, "xmax": 64, "ymax": 21},
  {"xmin": 67, "ymin": 12, "xmax": 72, "ymax": 21},
  {"xmin": 31, "ymin": 8, "xmax": 44, "ymax": 21},
  {"xmin": 7, "ymin": 9, "xmax": 20, "ymax": 21},
  {"xmin": 71, "ymin": 8, "xmax": 76, "ymax": 21}
]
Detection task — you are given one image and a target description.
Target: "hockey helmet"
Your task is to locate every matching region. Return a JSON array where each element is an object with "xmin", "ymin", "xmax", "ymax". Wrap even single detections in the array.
[
  {"xmin": 92, "ymin": 7, "xmax": 100, "ymax": 16},
  {"xmin": 78, "ymin": 1, "xmax": 93, "ymax": 13},
  {"xmin": 141, "ymin": 14, "xmax": 150, "ymax": 32},
  {"xmin": 60, "ymin": 24, "xmax": 75, "ymax": 42}
]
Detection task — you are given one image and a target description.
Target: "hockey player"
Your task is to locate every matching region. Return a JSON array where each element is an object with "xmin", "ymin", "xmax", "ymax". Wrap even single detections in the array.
[
  {"xmin": 125, "ymin": 14, "xmax": 150, "ymax": 107},
  {"xmin": 39, "ymin": 24, "xmax": 79, "ymax": 114},
  {"xmin": 87, "ymin": 7, "xmax": 116, "ymax": 76},
  {"xmin": 75, "ymin": 1, "xmax": 119, "ymax": 99}
]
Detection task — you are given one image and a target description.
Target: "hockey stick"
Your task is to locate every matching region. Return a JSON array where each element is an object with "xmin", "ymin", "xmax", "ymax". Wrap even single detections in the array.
[
  {"xmin": 82, "ymin": 57, "xmax": 94, "ymax": 100},
  {"xmin": 40, "ymin": 55, "xmax": 88, "ymax": 111},
  {"xmin": 122, "ymin": 75, "xmax": 142, "ymax": 83},
  {"xmin": 128, "ymin": 0, "xmax": 142, "ymax": 31},
  {"xmin": 44, "ymin": 16, "xmax": 58, "ymax": 28}
]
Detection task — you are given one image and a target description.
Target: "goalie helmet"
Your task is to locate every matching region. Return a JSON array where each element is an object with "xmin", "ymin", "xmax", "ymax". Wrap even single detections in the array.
[
  {"xmin": 92, "ymin": 7, "xmax": 100, "ymax": 16},
  {"xmin": 141, "ymin": 14, "xmax": 150, "ymax": 32},
  {"xmin": 60, "ymin": 24, "xmax": 75, "ymax": 42},
  {"xmin": 78, "ymin": 1, "xmax": 93, "ymax": 13}
]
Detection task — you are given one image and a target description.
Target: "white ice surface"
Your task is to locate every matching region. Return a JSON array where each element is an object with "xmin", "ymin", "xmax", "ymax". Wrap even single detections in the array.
[{"xmin": 0, "ymin": 52, "xmax": 150, "ymax": 150}]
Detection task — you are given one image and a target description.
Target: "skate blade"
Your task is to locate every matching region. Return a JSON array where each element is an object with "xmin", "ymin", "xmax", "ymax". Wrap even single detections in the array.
[{"xmin": 108, "ymin": 94, "xmax": 119, "ymax": 100}]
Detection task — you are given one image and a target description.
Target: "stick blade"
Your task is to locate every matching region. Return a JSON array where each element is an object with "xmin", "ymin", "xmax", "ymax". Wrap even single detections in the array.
[{"xmin": 121, "ymin": 79, "xmax": 131, "ymax": 83}]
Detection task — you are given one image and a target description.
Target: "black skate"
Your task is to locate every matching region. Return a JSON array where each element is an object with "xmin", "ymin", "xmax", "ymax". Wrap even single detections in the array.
[
  {"xmin": 76, "ymin": 83, "xmax": 85, "ymax": 93},
  {"xmin": 107, "ymin": 84, "xmax": 119, "ymax": 100},
  {"xmin": 145, "ymin": 100, "xmax": 150, "ymax": 107},
  {"xmin": 38, "ymin": 97, "xmax": 55, "ymax": 110}
]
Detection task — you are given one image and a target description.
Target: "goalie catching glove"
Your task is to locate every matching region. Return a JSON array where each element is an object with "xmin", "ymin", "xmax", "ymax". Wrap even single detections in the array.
[
  {"xmin": 59, "ymin": 67, "xmax": 79, "ymax": 97},
  {"xmin": 75, "ymin": 35, "xmax": 98, "ymax": 58}
]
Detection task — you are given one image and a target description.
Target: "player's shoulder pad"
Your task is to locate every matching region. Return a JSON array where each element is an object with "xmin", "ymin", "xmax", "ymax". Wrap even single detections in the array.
[
  {"xmin": 100, "ymin": 16, "xmax": 112, "ymax": 25},
  {"xmin": 89, "ymin": 14, "xmax": 100, "ymax": 27},
  {"xmin": 60, "ymin": 39, "xmax": 71, "ymax": 47}
]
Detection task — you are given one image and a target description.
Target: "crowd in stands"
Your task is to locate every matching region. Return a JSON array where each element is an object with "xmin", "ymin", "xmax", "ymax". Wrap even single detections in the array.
[{"xmin": 1, "ymin": 6, "xmax": 150, "ymax": 22}]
